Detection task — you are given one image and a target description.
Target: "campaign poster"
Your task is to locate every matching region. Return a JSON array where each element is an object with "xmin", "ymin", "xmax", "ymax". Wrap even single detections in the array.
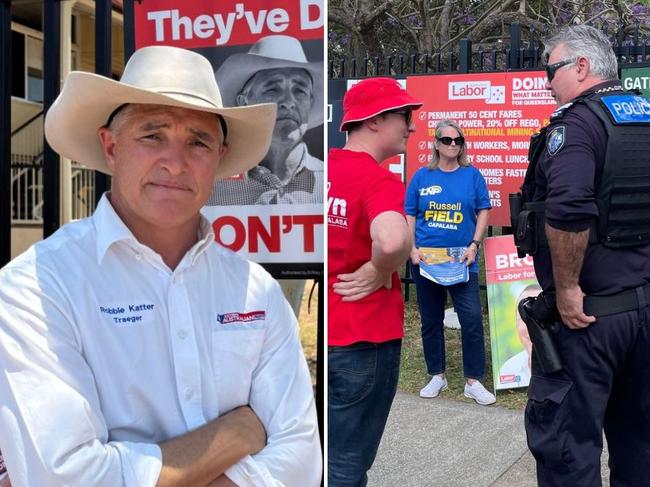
[
  {"xmin": 484, "ymin": 235, "xmax": 541, "ymax": 391},
  {"xmin": 406, "ymin": 72, "xmax": 557, "ymax": 226},
  {"xmin": 134, "ymin": 0, "xmax": 324, "ymax": 274}
]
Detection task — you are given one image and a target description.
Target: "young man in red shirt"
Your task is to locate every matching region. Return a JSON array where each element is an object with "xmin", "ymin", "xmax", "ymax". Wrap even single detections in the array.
[{"xmin": 328, "ymin": 78, "xmax": 421, "ymax": 486}]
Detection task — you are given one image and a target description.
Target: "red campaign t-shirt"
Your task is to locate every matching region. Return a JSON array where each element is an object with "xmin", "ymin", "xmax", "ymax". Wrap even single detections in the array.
[{"xmin": 328, "ymin": 148, "xmax": 406, "ymax": 346}]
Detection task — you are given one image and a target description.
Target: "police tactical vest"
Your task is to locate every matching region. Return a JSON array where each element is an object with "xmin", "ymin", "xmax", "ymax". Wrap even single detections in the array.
[{"xmin": 511, "ymin": 89, "xmax": 650, "ymax": 257}]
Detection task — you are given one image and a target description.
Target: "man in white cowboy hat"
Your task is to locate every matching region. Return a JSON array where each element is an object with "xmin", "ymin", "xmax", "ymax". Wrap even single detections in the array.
[
  {"xmin": 207, "ymin": 35, "xmax": 323, "ymax": 205},
  {"xmin": 0, "ymin": 46, "xmax": 321, "ymax": 487}
]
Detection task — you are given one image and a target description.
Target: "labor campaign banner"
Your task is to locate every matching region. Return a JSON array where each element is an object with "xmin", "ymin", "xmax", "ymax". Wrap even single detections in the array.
[
  {"xmin": 484, "ymin": 235, "xmax": 540, "ymax": 391},
  {"xmin": 406, "ymin": 72, "xmax": 556, "ymax": 226},
  {"xmin": 134, "ymin": 0, "xmax": 324, "ymax": 274}
]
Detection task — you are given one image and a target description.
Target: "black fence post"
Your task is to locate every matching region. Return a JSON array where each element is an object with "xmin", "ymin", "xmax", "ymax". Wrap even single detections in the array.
[
  {"xmin": 509, "ymin": 22, "xmax": 521, "ymax": 69},
  {"xmin": 43, "ymin": 0, "xmax": 61, "ymax": 239},
  {"xmin": 94, "ymin": 0, "xmax": 112, "ymax": 205},
  {"xmin": 0, "ymin": 0, "xmax": 10, "ymax": 265},
  {"xmin": 123, "ymin": 0, "xmax": 136, "ymax": 61},
  {"xmin": 316, "ymin": 277, "xmax": 324, "ymax": 453},
  {"xmin": 459, "ymin": 38, "xmax": 472, "ymax": 73}
]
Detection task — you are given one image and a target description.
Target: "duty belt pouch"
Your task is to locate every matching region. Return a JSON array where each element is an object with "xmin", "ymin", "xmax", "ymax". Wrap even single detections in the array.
[{"xmin": 515, "ymin": 202, "xmax": 547, "ymax": 257}]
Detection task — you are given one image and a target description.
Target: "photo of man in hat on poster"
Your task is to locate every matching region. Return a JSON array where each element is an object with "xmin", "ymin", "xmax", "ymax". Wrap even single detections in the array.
[{"xmin": 206, "ymin": 34, "xmax": 323, "ymax": 206}]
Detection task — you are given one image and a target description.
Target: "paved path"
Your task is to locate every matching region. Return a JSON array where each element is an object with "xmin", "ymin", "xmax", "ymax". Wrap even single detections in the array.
[{"xmin": 367, "ymin": 391, "xmax": 609, "ymax": 486}]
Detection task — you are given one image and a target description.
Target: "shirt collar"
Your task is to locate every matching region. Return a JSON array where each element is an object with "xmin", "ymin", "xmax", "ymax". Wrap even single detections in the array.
[
  {"xmin": 191, "ymin": 214, "xmax": 216, "ymax": 264},
  {"xmin": 250, "ymin": 142, "xmax": 309, "ymax": 183},
  {"xmin": 578, "ymin": 79, "xmax": 622, "ymax": 98},
  {"xmin": 94, "ymin": 194, "xmax": 139, "ymax": 264},
  {"xmin": 93, "ymin": 193, "xmax": 215, "ymax": 265}
]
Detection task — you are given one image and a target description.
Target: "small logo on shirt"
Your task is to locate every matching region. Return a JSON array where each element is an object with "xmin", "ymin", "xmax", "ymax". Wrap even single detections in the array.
[
  {"xmin": 419, "ymin": 185, "xmax": 442, "ymax": 196},
  {"xmin": 327, "ymin": 190, "xmax": 348, "ymax": 228},
  {"xmin": 217, "ymin": 311, "xmax": 266, "ymax": 324}
]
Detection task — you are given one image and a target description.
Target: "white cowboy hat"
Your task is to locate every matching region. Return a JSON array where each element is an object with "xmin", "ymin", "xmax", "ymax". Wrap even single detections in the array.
[
  {"xmin": 44, "ymin": 45, "xmax": 277, "ymax": 179},
  {"xmin": 215, "ymin": 35, "xmax": 323, "ymax": 129}
]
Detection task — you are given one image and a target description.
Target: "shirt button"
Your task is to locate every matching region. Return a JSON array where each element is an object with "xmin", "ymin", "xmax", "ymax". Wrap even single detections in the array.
[
  {"xmin": 135, "ymin": 253, "xmax": 142, "ymax": 261},
  {"xmin": 178, "ymin": 330, "xmax": 187, "ymax": 339},
  {"xmin": 184, "ymin": 388, "xmax": 193, "ymax": 399},
  {"xmin": 172, "ymin": 276, "xmax": 177, "ymax": 284}
]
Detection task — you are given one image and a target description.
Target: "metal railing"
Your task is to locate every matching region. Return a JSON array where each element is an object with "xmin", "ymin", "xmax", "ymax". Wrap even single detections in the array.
[
  {"xmin": 11, "ymin": 160, "xmax": 43, "ymax": 223},
  {"xmin": 329, "ymin": 22, "xmax": 650, "ymax": 79},
  {"xmin": 11, "ymin": 111, "xmax": 44, "ymax": 224},
  {"xmin": 11, "ymin": 110, "xmax": 97, "ymax": 224},
  {"xmin": 70, "ymin": 163, "xmax": 96, "ymax": 220}
]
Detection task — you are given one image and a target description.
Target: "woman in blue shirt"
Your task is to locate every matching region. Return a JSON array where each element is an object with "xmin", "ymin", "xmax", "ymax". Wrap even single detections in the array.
[{"xmin": 405, "ymin": 119, "xmax": 495, "ymax": 405}]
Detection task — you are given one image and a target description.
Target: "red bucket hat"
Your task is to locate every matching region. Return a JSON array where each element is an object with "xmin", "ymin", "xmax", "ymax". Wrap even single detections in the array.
[{"xmin": 340, "ymin": 77, "xmax": 423, "ymax": 132}]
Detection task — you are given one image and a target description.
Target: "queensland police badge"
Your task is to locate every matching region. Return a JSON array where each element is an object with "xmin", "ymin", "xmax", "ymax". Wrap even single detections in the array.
[{"xmin": 547, "ymin": 126, "xmax": 566, "ymax": 156}]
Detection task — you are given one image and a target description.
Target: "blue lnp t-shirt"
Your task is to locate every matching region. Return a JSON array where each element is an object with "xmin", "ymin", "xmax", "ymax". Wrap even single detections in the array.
[{"xmin": 405, "ymin": 165, "xmax": 491, "ymax": 273}]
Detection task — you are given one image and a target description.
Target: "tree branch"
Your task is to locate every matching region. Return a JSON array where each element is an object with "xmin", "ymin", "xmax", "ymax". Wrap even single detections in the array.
[{"xmin": 440, "ymin": 0, "xmax": 514, "ymax": 51}]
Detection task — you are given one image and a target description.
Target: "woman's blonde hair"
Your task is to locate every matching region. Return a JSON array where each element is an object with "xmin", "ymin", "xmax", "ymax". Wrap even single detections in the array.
[{"xmin": 428, "ymin": 119, "xmax": 469, "ymax": 170}]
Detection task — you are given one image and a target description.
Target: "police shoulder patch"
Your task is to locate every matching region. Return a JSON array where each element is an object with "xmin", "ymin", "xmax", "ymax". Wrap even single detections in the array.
[{"xmin": 547, "ymin": 125, "xmax": 566, "ymax": 156}]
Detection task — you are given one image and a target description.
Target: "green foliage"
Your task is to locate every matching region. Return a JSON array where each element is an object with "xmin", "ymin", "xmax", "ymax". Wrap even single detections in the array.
[{"xmin": 329, "ymin": 0, "xmax": 650, "ymax": 69}]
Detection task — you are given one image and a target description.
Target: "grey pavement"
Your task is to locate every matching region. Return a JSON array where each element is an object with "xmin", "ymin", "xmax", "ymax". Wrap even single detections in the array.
[{"xmin": 367, "ymin": 391, "xmax": 610, "ymax": 486}]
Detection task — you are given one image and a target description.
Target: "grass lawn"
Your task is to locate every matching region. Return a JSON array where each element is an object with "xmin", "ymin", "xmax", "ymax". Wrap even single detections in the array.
[
  {"xmin": 400, "ymin": 282, "xmax": 529, "ymax": 410},
  {"xmin": 298, "ymin": 280, "xmax": 318, "ymax": 384}
]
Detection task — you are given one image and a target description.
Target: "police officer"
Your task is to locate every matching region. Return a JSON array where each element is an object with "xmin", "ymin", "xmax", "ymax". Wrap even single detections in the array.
[{"xmin": 514, "ymin": 25, "xmax": 650, "ymax": 486}]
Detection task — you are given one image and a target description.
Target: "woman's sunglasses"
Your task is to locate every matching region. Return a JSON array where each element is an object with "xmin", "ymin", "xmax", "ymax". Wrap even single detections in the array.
[
  {"xmin": 437, "ymin": 136, "xmax": 465, "ymax": 146},
  {"xmin": 545, "ymin": 59, "xmax": 575, "ymax": 82}
]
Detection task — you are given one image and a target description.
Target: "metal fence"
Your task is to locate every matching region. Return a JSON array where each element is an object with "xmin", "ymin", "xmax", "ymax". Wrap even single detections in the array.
[
  {"xmin": 10, "ymin": 110, "xmax": 96, "ymax": 224},
  {"xmin": 11, "ymin": 161, "xmax": 97, "ymax": 224},
  {"xmin": 329, "ymin": 22, "xmax": 650, "ymax": 79}
]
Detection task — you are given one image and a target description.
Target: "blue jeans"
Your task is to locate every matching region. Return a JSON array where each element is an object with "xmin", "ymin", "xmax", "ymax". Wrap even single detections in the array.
[
  {"xmin": 411, "ymin": 265, "xmax": 486, "ymax": 379},
  {"xmin": 328, "ymin": 339, "xmax": 402, "ymax": 487}
]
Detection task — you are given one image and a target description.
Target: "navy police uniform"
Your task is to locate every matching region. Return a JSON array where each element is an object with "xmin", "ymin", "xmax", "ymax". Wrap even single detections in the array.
[{"xmin": 525, "ymin": 80, "xmax": 650, "ymax": 486}]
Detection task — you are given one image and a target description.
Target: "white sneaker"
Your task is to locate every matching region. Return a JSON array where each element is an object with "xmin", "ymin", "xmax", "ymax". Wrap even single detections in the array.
[
  {"xmin": 420, "ymin": 376, "xmax": 448, "ymax": 398},
  {"xmin": 464, "ymin": 381, "xmax": 496, "ymax": 405}
]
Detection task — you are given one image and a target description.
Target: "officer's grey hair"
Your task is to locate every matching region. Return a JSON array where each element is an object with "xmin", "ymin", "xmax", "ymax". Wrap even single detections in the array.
[
  {"xmin": 543, "ymin": 25, "xmax": 618, "ymax": 80},
  {"xmin": 428, "ymin": 119, "xmax": 469, "ymax": 170}
]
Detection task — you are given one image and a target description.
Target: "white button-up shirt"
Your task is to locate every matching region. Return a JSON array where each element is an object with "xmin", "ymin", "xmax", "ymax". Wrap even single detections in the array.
[{"xmin": 0, "ymin": 195, "xmax": 321, "ymax": 486}]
